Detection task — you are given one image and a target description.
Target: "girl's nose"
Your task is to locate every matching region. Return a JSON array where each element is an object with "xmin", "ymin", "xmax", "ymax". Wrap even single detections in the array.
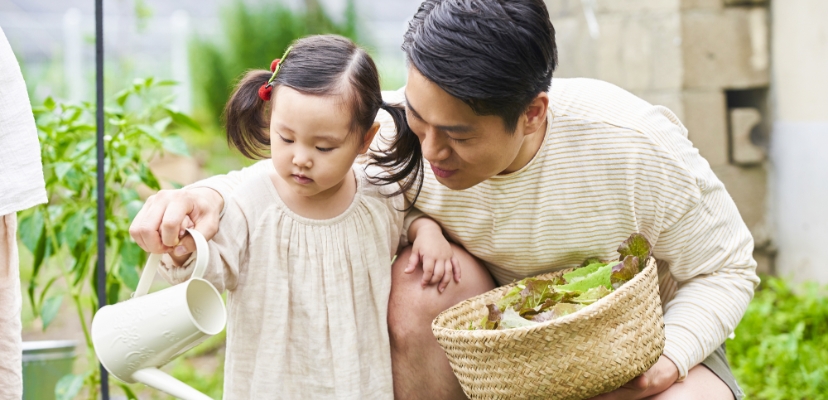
[{"xmin": 292, "ymin": 150, "xmax": 313, "ymax": 169}]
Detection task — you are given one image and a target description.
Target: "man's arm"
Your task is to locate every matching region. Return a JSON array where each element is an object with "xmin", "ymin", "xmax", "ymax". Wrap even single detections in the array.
[{"xmin": 129, "ymin": 160, "xmax": 270, "ymax": 254}]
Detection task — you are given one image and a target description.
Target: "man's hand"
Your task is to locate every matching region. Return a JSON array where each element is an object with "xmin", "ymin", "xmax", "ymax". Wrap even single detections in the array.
[
  {"xmin": 589, "ymin": 356, "xmax": 679, "ymax": 400},
  {"xmin": 129, "ymin": 187, "xmax": 224, "ymax": 255}
]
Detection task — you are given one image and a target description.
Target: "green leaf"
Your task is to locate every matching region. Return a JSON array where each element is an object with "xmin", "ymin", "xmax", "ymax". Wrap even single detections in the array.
[
  {"xmin": 125, "ymin": 199, "xmax": 145, "ymax": 221},
  {"xmin": 153, "ymin": 116, "xmax": 173, "ymax": 134},
  {"xmin": 53, "ymin": 162, "xmax": 73, "ymax": 181},
  {"xmin": 119, "ymin": 383, "xmax": 140, "ymax": 400},
  {"xmin": 617, "ymin": 233, "xmax": 652, "ymax": 271},
  {"xmin": 44, "ymin": 96, "xmax": 56, "ymax": 111},
  {"xmin": 498, "ymin": 308, "xmax": 537, "ymax": 330},
  {"xmin": 571, "ymin": 285, "xmax": 612, "ymax": 305},
  {"xmin": 533, "ymin": 303, "xmax": 584, "ymax": 323},
  {"xmin": 55, "ymin": 373, "xmax": 85, "ymax": 400},
  {"xmin": 40, "ymin": 295, "xmax": 63, "ymax": 330},
  {"xmin": 115, "ymin": 88, "xmax": 131, "ymax": 106},
  {"xmin": 165, "ymin": 107, "xmax": 203, "ymax": 132},
  {"xmin": 31, "ymin": 225, "xmax": 49, "ymax": 280},
  {"xmin": 563, "ymin": 261, "xmax": 605, "ymax": 284},
  {"xmin": 162, "ymin": 134, "xmax": 190, "ymax": 156},
  {"xmin": 155, "ymin": 79, "xmax": 179, "ymax": 87},
  {"xmin": 136, "ymin": 124, "xmax": 163, "ymax": 141},
  {"xmin": 119, "ymin": 243, "xmax": 143, "ymax": 291},
  {"xmin": 557, "ymin": 262, "xmax": 616, "ymax": 292},
  {"xmin": 61, "ymin": 211, "xmax": 86, "ymax": 249},
  {"xmin": 611, "ymin": 255, "xmax": 640, "ymax": 289},
  {"xmin": 139, "ymin": 164, "xmax": 161, "ymax": 190},
  {"xmin": 495, "ymin": 285, "xmax": 524, "ymax": 312},
  {"xmin": 18, "ymin": 209, "xmax": 45, "ymax": 253},
  {"xmin": 107, "ymin": 280, "xmax": 121, "ymax": 306}
]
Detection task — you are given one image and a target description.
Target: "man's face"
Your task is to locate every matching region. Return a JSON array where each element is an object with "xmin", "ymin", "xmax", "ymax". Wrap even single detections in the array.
[{"xmin": 404, "ymin": 67, "xmax": 533, "ymax": 190}]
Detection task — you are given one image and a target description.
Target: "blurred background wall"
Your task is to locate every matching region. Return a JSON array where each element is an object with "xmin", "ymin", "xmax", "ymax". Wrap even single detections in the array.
[
  {"xmin": 2, "ymin": 0, "xmax": 827, "ymax": 283},
  {"xmin": 546, "ymin": 0, "xmax": 828, "ymax": 284}
]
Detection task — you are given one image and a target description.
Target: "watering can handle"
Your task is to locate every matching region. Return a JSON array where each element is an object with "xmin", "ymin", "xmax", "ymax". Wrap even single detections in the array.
[{"xmin": 133, "ymin": 228, "xmax": 210, "ymax": 298}]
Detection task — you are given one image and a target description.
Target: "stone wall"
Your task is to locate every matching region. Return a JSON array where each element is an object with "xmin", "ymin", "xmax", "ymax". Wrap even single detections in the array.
[{"xmin": 546, "ymin": 0, "xmax": 773, "ymax": 273}]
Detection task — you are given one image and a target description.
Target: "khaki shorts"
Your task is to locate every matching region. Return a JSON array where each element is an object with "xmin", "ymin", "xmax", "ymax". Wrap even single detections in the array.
[{"xmin": 700, "ymin": 343, "xmax": 744, "ymax": 400}]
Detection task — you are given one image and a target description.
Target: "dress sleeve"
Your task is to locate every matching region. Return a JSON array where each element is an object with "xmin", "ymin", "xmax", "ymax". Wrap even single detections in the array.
[
  {"xmin": 158, "ymin": 196, "xmax": 249, "ymax": 292},
  {"xmin": 186, "ymin": 160, "xmax": 271, "ymax": 217}
]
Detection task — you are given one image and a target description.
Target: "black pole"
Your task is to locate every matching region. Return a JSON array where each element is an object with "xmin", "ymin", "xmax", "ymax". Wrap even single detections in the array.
[{"xmin": 95, "ymin": 0, "xmax": 110, "ymax": 398}]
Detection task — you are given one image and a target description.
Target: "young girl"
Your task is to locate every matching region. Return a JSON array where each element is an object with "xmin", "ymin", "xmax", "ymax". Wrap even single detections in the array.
[{"xmin": 159, "ymin": 35, "xmax": 458, "ymax": 399}]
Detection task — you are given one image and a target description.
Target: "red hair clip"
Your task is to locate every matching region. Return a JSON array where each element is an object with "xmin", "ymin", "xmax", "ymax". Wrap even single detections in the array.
[{"xmin": 258, "ymin": 46, "xmax": 293, "ymax": 102}]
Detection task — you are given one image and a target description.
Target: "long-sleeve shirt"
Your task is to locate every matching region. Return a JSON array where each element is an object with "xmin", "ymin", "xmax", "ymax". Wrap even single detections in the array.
[
  {"xmin": 161, "ymin": 164, "xmax": 404, "ymax": 399},
  {"xmin": 0, "ymin": 26, "xmax": 46, "ymax": 216},
  {"xmin": 192, "ymin": 78, "xmax": 759, "ymax": 380},
  {"xmin": 0, "ymin": 25, "xmax": 47, "ymax": 400}
]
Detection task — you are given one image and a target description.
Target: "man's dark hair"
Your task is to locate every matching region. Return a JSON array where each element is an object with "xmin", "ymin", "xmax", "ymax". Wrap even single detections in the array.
[{"xmin": 402, "ymin": 0, "xmax": 558, "ymax": 132}]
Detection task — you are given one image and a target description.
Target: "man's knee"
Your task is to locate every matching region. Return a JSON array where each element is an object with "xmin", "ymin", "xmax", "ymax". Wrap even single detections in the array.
[{"xmin": 388, "ymin": 244, "xmax": 495, "ymax": 342}]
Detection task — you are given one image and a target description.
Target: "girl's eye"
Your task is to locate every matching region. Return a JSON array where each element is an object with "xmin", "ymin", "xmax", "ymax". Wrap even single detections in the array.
[
  {"xmin": 279, "ymin": 135, "xmax": 294, "ymax": 144},
  {"xmin": 316, "ymin": 147, "xmax": 335, "ymax": 153}
]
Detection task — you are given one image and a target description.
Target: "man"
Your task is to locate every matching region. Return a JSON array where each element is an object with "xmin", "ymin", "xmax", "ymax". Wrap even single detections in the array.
[
  {"xmin": 0, "ymin": 25, "xmax": 48, "ymax": 399},
  {"xmin": 130, "ymin": 1, "xmax": 755, "ymax": 398}
]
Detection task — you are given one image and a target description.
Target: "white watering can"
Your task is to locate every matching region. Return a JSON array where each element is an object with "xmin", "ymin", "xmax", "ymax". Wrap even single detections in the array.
[{"xmin": 91, "ymin": 229, "xmax": 225, "ymax": 400}]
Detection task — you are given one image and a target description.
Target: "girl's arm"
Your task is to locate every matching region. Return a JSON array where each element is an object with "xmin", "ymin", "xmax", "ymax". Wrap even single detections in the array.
[{"xmin": 129, "ymin": 160, "xmax": 270, "ymax": 255}]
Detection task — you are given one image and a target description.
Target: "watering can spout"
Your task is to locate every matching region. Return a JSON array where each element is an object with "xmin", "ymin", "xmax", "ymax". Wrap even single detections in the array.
[{"xmin": 132, "ymin": 367, "xmax": 214, "ymax": 400}]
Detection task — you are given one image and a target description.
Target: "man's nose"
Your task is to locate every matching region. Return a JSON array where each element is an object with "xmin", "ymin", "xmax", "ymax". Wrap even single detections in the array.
[{"xmin": 420, "ymin": 130, "xmax": 450, "ymax": 162}]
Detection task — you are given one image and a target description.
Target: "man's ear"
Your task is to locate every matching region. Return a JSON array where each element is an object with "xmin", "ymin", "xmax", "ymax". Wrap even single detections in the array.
[
  {"xmin": 522, "ymin": 92, "xmax": 549, "ymax": 136},
  {"xmin": 360, "ymin": 122, "xmax": 381, "ymax": 154}
]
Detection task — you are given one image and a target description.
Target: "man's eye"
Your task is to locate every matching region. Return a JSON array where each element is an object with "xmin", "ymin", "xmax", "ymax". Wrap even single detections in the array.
[
  {"xmin": 447, "ymin": 136, "xmax": 468, "ymax": 143},
  {"xmin": 279, "ymin": 135, "xmax": 294, "ymax": 144}
]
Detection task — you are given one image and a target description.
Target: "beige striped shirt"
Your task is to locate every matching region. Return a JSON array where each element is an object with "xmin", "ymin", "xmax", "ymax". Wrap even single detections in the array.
[{"xmin": 195, "ymin": 77, "xmax": 758, "ymax": 380}]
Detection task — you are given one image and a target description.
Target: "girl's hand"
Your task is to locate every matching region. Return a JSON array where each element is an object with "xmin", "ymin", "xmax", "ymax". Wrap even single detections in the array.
[
  {"xmin": 168, "ymin": 216, "xmax": 195, "ymax": 267},
  {"xmin": 406, "ymin": 218, "xmax": 461, "ymax": 293}
]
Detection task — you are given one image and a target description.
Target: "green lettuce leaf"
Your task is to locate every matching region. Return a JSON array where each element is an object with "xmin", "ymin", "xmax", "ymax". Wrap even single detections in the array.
[
  {"xmin": 557, "ymin": 262, "xmax": 616, "ymax": 292},
  {"xmin": 571, "ymin": 285, "xmax": 612, "ymax": 305},
  {"xmin": 532, "ymin": 303, "xmax": 585, "ymax": 323},
  {"xmin": 496, "ymin": 285, "xmax": 524, "ymax": 311},
  {"xmin": 563, "ymin": 261, "xmax": 606, "ymax": 284},
  {"xmin": 498, "ymin": 308, "xmax": 538, "ymax": 330},
  {"xmin": 617, "ymin": 233, "xmax": 652, "ymax": 271}
]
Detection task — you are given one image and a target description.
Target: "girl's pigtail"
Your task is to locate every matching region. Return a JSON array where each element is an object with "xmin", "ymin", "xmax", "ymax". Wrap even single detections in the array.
[
  {"xmin": 224, "ymin": 70, "xmax": 273, "ymax": 159},
  {"xmin": 368, "ymin": 102, "xmax": 424, "ymax": 210}
]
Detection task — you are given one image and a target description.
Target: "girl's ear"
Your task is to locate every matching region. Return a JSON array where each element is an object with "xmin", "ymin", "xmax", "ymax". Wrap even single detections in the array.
[{"xmin": 359, "ymin": 121, "xmax": 381, "ymax": 154}]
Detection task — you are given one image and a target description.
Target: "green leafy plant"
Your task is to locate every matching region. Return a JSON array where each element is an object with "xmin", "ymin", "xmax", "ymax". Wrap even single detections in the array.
[
  {"xmin": 727, "ymin": 276, "xmax": 828, "ymax": 399},
  {"xmin": 189, "ymin": 0, "xmax": 359, "ymax": 126},
  {"xmin": 18, "ymin": 77, "xmax": 199, "ymax": 399}
]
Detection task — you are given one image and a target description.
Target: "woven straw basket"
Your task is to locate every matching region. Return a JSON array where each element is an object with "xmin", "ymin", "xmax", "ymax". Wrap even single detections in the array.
[{"xmin": 431, "ymin": 257, "xmax": 664, "ymax": 400}]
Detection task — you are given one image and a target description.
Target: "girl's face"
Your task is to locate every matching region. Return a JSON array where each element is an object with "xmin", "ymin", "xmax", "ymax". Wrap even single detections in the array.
[{"xmin": 269, "ymin": 86, "xmax": 376, "ymax": 201}]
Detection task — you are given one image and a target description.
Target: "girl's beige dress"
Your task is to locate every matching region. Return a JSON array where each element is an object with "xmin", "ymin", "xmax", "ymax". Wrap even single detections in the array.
[{"xmin": 161, "ymin": 164, "xmax": 404, "ymax": 399}]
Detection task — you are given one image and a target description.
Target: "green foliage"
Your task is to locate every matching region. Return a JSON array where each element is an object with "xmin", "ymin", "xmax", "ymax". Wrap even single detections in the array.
[
  {"xmin": 19, "ymin": 77, "xmax": 200, "ymax": 399},
  {"xmin": 728, "ymin": 276, "xmax": 828, "ymax": 399},
  {"xmin": 189, "ymin": 0, "xmax": 360, "ymax": 126}
]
